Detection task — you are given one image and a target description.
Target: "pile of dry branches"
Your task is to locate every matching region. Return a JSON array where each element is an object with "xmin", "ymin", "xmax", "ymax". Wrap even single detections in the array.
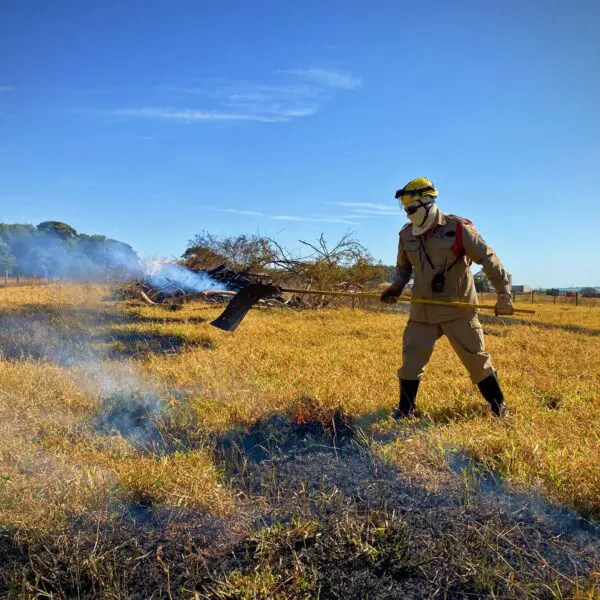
[{"xmin": 116, "ymin": 264, "xmax": 283, "ymax": 309}]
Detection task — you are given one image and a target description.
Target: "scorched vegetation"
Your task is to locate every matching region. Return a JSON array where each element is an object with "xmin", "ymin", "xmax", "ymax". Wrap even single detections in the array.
[{"xmin": 0, "ymin": 283, "xmax": 599, "ymax": 598}]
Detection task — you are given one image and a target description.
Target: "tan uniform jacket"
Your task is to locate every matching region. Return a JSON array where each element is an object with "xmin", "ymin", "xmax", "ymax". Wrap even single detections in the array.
[{"xmin": 393, "ymin": 211, "xmax": 511, "ymax": 324}]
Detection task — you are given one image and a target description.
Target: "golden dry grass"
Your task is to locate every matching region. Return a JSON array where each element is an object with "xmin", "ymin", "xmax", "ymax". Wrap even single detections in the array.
[
  {"xmin": 1, "ymin": 285, "xmax": 599, "ymax": 522},
  {"xmin": 134, "ymin": 297, "xmax": 600, "ymax": 515},
  {"xmin": 1, "ymin": 284, "xmax": 599, "ymax": 597}
]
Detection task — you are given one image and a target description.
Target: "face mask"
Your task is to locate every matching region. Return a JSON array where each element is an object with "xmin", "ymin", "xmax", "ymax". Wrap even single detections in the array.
[
  {"xmin": 405, "ymin": 197, "xmax": 438, "ymax": 235},
  {"xmin": 407, "ymin": 203, "xmax": 430, "ymax": 226}
]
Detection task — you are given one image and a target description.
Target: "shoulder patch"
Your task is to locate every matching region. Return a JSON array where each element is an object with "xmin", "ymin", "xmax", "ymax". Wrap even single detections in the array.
[{"xmin": 463, "ymin": 221, "xmax": 477, "ymax": 234}]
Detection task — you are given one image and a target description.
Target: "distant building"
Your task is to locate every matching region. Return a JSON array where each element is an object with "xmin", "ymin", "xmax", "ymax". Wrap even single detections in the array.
[{"xmin": 511, "ymin": 285, "xmax": 532, "ymax": 294}]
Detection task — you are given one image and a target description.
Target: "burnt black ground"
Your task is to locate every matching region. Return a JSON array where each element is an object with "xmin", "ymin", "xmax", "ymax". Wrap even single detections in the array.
[
  {"xmin": 205, "ymin": 417, "xmax": 600, "ymax": 599},
  {"xmin": 4, "ymin": 414, "xmax": 598, "ymax": 599}
]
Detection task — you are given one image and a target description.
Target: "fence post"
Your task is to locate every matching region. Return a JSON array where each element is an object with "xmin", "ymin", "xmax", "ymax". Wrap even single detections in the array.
[
  {"xmin": 576, "ymin": 292, "xmax": 579, "ymax": 306},
  {"xmin": 553, "ymin": 294, "xmax": 557, "ymax": 305},
  {"xmin": 531, "ymin": 290, "xmax": 534, "ymax": 303}
]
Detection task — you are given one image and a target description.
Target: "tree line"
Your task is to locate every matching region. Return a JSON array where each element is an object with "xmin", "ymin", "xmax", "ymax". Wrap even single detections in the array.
[
  {"xmin": 0, "ymin": 222, "xmax": 396, "ymax": 291},
  {"xmin": 0, "ymin": 221, "xmax": 140, "ymax": 283}
]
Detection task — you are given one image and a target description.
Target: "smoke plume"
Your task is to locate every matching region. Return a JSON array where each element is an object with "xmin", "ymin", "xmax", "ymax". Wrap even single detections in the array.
[
  {"xmin": 145, "ymin": 261, "xmax": 227, "ymax": 293},
  {"xmin": 1, "ymin": 224, "xmax": 226, "ymax": 295},
  {"xmin": 0, "ymin": 308, "xmax": 178, "ymax": 451}
]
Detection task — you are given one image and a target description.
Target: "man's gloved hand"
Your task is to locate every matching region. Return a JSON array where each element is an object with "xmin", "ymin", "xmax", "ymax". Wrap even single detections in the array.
[
  {"xmin": 495, "ymin": 293, "xmax": 514, "ymax": 316},
  {"xmin": 380, "ymin": 284, "xmax": 403, "ymax": 304}
]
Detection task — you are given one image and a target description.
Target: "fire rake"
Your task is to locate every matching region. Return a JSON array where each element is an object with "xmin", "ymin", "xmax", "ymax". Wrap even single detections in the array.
[{"xmin": 209, "ymin": 283, "xmax": 536, "ymax": 332}]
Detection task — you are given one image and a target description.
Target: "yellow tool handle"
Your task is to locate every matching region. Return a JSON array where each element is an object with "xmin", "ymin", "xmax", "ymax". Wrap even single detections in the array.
[
  {"xmin": 279, "ymin": 287, "xmax": 537, "ymax": 315},
  {"xmin": 201, "ymin": 290, "xmax": 236, "ymax": 296}
]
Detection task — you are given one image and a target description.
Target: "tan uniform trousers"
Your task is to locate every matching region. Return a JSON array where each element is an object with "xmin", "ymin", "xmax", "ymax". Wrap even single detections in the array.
[{"xmin": 398, "ymin": 316, "xmax": 494, "ymax": 384}]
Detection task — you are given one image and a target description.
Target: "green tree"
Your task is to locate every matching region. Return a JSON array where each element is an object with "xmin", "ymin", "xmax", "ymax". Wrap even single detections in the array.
[
  {"xmin": 580, "ymin": 287, "xmax": 600, "ymax": 298},
  {"xmin": 0, "ymin": 224, "xmax": 37, "ymax": 281},
  {"xmin": 37, "ymin": 221, "xmax": 78, "ymax": 239},
  {"xmin": 102, "ymin": 238, "xmax": 141, "ymax": 279},
  {"xmin": 0, "ymin": 222, "xmax": 140, "ymax": 281},
  {"xmin": 0, "ymin": 239, "xmax": 15, "ymax": 286}
]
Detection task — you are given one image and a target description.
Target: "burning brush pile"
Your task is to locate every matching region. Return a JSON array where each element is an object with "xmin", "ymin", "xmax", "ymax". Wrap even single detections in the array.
[{"xmin": 117, "ymin": 262, "xmax": 284, "ymax": 308}]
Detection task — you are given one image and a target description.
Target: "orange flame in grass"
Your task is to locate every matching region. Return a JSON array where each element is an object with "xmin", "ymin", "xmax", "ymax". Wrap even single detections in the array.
[{"xmin": 297, "ymin": 404, "xmax": 307, "ymax": 425}]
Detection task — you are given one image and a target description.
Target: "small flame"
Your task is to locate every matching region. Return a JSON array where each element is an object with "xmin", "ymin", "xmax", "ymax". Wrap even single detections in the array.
[{"xmin": 297, "ymin": 405, "xmax": 307, "ymax": 425}]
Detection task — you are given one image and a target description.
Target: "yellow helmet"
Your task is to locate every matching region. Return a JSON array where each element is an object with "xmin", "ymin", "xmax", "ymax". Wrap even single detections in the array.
[{"xmin": 395, "ymin": 177, "xmax": 438, "ymax": 206}]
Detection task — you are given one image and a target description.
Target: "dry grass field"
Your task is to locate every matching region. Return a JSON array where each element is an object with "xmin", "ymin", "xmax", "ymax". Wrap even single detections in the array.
[{"xmin": 1, "ymin": 284, "xmax": 599, "ymax": 599}]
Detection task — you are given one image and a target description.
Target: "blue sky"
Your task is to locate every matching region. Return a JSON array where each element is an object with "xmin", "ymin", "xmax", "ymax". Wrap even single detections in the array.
[{"xmin": 1, "ymin": 0, "xmax": 599, "ymax": 288}]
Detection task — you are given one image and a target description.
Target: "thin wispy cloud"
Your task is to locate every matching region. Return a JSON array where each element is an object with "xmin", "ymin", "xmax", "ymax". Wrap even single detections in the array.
[
  {"xmin": 113, "ymin": 108, "xmax": 289, "ymax": 123},
  {"xmin": 222, "ymin": 208, "xmax": 265, "ymax": 217},
  {"xmin": 166, "ymin": 82, "xmax": 321, "ymax": 101},
  {"xmin": 0, "ymin": 86, "xmax": 15, "ymax": 92},
  {"xmin": 347, "ymin": 209, "xmax": 402, "ymax": 216},
  {"xmin": 337, "ymin": 214, "xmax": 399, "ymax": 220},
  {"xmin": 329, "ymin": 202, "xmax": 398, "ymax": 212},
  {"xmin": 76, "ymin": 88, "xmax": 117, "ymax": 96},
  {"xmin": 271, "ymin": 215, "xmax": 359, "ymax": 225},
  {"xmin": 210, "ymin": 208, "xmax": 359, "ymax": 225},
  {"xmin": 115, "ymin": 67, "xmax": 360, "ymax": 126},
  {"xmin": 282, "ymin": 67, "xmax": 362, "ymax": 90},
  {"xmin": 325, "ymin": 201, "xmax": 402, "ymax": 221}
]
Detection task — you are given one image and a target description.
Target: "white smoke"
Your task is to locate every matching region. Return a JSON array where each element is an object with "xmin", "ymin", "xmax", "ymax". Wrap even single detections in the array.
[
  {"xmin": 3, "ymin": 226, "xmax": 227, "ymax": 295},
  {"xmin": 0, "ymin": 310, "xmax": 172, "ymax": 451},
  {"xmin": 143, "ymin": 260, "xmax": 227, "ymax": 293},
  {"xmin": 449, "ymin": 452, "xmax": 600, "ymax": 546}
]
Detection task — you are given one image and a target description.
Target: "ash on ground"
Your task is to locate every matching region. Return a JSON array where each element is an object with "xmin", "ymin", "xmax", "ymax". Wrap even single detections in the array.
[{"xmin": 95, "ymin": 391, "xmax": 166, "ymax": 452}]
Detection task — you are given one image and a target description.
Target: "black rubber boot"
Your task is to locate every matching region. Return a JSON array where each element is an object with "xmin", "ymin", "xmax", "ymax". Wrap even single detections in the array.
[
  {"xmin": 393, "ymin": 379, "xmax": 420, "ymax": 419},
  {"xmin": 477, "ymin": 372, "xmax": 509, "ymax": 417}
]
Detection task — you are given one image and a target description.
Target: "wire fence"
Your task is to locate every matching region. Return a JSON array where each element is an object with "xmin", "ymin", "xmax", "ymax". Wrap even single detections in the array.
[
  {"xmin": 2, "ymin": 276, "xmax": 48, "ymax": 287},
  {"xmin": 477, "ymin": 291, "xmax": 600, "ymax": 308}
]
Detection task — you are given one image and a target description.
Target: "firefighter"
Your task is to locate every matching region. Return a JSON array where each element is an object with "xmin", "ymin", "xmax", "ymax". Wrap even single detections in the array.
[{"xmin": 380, "ymin": 177, "xmax": 514, "ymax": 418}]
